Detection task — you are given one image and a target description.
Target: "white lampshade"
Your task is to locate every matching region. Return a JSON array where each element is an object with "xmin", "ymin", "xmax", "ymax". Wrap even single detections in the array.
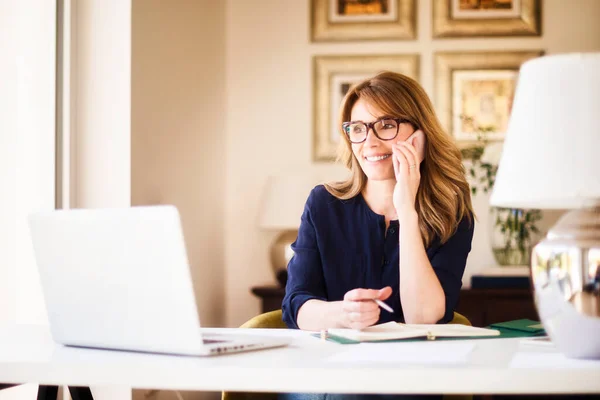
[
  {"xmin": 258, "ymin": 175, "xmax": 323, "ymax": 230},
  {"xmin": 490, "ymin": 53, "xmax": 600, "ymax": 210}
]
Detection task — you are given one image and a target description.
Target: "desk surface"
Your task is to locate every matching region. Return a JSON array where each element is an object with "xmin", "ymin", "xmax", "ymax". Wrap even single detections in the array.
[{"xmin": 1, "ymin": 325, "xmax": 599, "ymax": 395}]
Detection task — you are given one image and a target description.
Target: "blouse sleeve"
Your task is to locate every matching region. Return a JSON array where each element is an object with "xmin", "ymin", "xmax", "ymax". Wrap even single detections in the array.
[
  {"xmin": 428, "ymin": 215, "xmax": 475, "ymax": 323},
  {"xmin": 281, "ymin": 190, "xmax": 327, "ymax": 329}
]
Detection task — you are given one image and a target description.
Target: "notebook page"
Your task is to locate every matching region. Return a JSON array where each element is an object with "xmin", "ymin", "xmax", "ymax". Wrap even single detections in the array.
[
  {"xmin": 327, "ymin": 322, "xmax": 499, "ymax": 342},
  {"xmin": 402, "ymin": 323, "xmax": 501, "ymax": 337},
  {"xmin": 327, "ymin": 322, "xmax": 428, "ymax": 341}
]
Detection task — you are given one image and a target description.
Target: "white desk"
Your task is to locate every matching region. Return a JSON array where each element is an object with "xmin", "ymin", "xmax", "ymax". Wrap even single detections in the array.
[{"xmin": 0, "ymin": 325, "xmax": 599, "ymax": 395}]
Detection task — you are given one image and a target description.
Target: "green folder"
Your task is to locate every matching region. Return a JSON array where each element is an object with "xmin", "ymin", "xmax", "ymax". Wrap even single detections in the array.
[
  {"xmin": 321, "ymin": 319, "xmax": 546, "ymax": 344},
  {"xmin": 488, "ymin": 319, "xmax": 546, "ymax": 336}
]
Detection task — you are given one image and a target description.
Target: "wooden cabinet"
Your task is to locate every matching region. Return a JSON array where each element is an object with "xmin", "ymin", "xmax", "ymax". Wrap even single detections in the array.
[
  {"xmin": 251, "ymin": 285, "xmax": 539, "ymax": 327},
  {"xmin": 455, "ymin": 288, "xmax": 539, "ymax": 327},
  {"xmin": 251, "ymin": 286, "xmax": 286, "ymax": 314}
]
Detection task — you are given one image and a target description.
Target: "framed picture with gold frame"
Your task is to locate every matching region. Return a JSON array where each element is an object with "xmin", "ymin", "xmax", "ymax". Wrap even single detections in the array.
[
  {"xmin": 313, "ymin": 54, "xmax": 419, "ymax": 161},
  {"xmin": 311, "ymin": 0, "xmax": 416, "ymax": 42},
  {"xmin": 432, "ymin": 0, "xmax": 541, "ymax": 38},
  {"xmin": 434, "ymin": 51, "xmax": 543, "ymax": 152}
]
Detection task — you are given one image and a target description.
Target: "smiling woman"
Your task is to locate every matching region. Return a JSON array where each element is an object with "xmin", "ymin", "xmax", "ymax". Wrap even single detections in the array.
[
  {"xmin": 342, "ymin": 109, "xmax": 418, "ymax": 181},
  {"xmin": 282, "ymin": 71, "xmax": 474, "ymax": 400},
  {"xmin": 328, "ymin": 71, "xmax": 473, "ymax": 250}
]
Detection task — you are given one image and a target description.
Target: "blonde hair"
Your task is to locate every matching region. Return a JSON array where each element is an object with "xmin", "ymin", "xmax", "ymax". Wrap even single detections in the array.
[{"xmin": 325, "ymin": 71, "xmax": 474, "ymax": 246}]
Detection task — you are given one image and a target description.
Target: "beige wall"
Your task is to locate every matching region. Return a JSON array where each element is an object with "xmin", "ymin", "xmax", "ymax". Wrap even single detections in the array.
[
  {"xmin": 131, "ymin": 0, "xmax": 226, "ymax": 329},
  {"xmin": 224, "ymin": 0, "xmax": 600, "ymax": 327},
  {"xmin": 74, "ymin": 0, "xmax": 132, "ymax": 208}
]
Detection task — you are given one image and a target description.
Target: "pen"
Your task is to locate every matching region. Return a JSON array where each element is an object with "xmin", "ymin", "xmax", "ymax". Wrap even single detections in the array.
[{"xmin": 374, "ymin": 299, "xmax": 394, "ymax": 313}]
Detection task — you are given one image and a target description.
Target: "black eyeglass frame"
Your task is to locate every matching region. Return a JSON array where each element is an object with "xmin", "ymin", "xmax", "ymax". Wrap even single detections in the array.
[{"xmin": 341, "ymin": 118, "xmax": 415, "ymax": 144}]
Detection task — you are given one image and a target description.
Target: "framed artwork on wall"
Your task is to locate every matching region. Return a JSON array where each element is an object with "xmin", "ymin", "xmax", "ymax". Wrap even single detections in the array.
[
  {"xmin": 311, "ymin": 0, "xmax": 416, "ymax": 42},
  {"xmin": 434, "ymin": 51, "xmax": 542, "ymax": 151},
  {"xmin": 313, "ymin": 54, "xmax": 419, "ymax": 161},
  {"xmin": 432, "ymin": 0, "xmax": 541, "ymax": 38}
]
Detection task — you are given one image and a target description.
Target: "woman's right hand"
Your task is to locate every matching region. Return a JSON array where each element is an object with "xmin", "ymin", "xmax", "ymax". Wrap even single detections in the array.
[{"xmin": 341, "ymin": 286, "xmax": 393, "ymax": 330}]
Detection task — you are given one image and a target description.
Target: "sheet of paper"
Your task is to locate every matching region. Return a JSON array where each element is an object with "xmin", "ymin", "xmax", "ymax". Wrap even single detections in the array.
[
  {"xmin": 326, "ymin": 341, "xmax": 475, "ymax": 365},
  {"xmin": 510, "ymin": 351, "xmax": 600, "ymax": 369}
]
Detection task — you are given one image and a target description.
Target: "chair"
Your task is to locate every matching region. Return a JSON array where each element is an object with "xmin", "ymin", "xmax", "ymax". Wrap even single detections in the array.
[{"xmin": 222, "ymin": 310, "xmax": 473, "ymax": 400}]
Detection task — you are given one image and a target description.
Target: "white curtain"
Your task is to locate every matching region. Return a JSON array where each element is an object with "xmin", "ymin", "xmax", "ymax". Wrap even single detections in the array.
[{"xmin": 0, "ymin": 0, "xmax": 56, "ymax": 327}]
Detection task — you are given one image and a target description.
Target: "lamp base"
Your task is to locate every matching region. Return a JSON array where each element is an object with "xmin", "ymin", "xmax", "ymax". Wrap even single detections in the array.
[
  {"xmin": 531, "ymin": 207, "xmax": 600, "ymax": 359},
  {"xmin": 270, "ymin": 230, "xmax": 298, "ymax": 287}
]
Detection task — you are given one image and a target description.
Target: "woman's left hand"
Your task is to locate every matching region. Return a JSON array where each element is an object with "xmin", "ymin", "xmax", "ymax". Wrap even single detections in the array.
[{"xmin": 392, "ymin": 136, "xmax": 421, "ymax": 218}]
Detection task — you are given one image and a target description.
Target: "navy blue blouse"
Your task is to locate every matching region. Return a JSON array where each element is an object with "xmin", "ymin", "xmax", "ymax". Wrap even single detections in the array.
[{"xmin": 282, "ymin": 185, "xmax": 474, "ymax": 329}]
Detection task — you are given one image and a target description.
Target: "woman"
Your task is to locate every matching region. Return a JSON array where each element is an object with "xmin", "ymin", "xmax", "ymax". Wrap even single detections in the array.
[
  {"xmin": 283, "ymin": 71, "xmax": 474, "ymax": 331},
  {"xmin": 280, "ymin": 71, "xmax": 474, "ymax": 400}
]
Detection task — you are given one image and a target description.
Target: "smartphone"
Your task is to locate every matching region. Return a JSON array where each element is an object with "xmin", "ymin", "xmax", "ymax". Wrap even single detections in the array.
[{"xmin": 405, "ymin": 130, "xmax": 425, "ymax": 163}]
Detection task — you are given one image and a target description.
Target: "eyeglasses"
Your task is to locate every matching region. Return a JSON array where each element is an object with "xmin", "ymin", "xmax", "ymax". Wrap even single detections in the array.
[{"xmin": 342, "ymin": 118, "xmax": 413, "ymax": 144}]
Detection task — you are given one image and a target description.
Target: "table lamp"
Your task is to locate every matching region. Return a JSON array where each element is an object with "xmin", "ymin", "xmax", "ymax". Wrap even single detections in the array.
[
  {"xmin": 258, "ymin": 175, "xmax": 321, "ymax": 287},
  {"xmin": 490, "ymin": 53, "xmax": 600, "ymax": 359}
]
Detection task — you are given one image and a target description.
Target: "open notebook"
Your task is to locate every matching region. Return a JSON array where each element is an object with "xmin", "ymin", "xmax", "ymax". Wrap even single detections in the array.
[{"xmin": 327, "ymin": 321, "xmax": 500, "ymax": 342}]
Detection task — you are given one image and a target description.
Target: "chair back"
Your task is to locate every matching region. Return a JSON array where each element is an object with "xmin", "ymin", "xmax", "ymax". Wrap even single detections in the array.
[{"xmin": 239, "ymin": 310, "xmax": 286, "ymax": 329}]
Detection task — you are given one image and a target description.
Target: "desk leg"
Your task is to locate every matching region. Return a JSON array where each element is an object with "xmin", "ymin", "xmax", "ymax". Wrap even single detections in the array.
[
  {"xmin": 2, "ymin": 384, "xmax": 58, "ymax": 399},
  {"xmin": 69, "ymin": 386, "xmax": 94, "ymax": 400},
  {"xmin": 2, "ymin": 385, "xmax": 90, "ymax": 400},
  {"xmin": 37, "ymin": 385, "xmax": 59, "ymax": 400}
]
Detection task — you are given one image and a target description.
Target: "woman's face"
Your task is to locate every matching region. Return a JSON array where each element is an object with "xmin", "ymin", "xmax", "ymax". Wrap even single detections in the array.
[{"xmin": 349, "ymin": 98, "xmax": 415, "ymax": 181}]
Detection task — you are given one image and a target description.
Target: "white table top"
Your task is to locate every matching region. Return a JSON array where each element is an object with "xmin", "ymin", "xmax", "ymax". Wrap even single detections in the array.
[{"xmin": 1, "ymin": 325, "xmax": 599, "ymax": 395}]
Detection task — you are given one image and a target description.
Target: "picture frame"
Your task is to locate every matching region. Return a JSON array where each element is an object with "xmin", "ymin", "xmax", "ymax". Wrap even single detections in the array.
[
  {"xmin": 311, "ymin": 0, "xmax": 416, "ymax": 42},
  {"xmin": 434, "ymin": 51, "xmax": 543, "ymax": 151},
  {"xmin": 313, "ymin": 54, "xmax": 419, "ymax": 161},
  {"xmin": 432, "ymin": 0, "xmax": 541, "ymax": 38}
]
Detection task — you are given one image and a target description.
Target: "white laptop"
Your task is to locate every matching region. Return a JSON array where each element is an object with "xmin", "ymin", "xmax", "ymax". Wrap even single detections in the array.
[{"xmin": 28, "ymin": 205, "xmax": 291, "ymax": 356}]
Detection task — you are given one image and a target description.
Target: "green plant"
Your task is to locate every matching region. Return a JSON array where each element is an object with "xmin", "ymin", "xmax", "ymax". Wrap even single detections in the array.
[
  {"xmin": 491, "ymin": 207, "xmax": 542, "ymax": 265},
  {"xmin": 460, "ymin": 116, "xmax": 497, "ymax": 196},
  {"xmin": 460, "ymin": 115, "xmax": 542, "ymax": 265}
]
